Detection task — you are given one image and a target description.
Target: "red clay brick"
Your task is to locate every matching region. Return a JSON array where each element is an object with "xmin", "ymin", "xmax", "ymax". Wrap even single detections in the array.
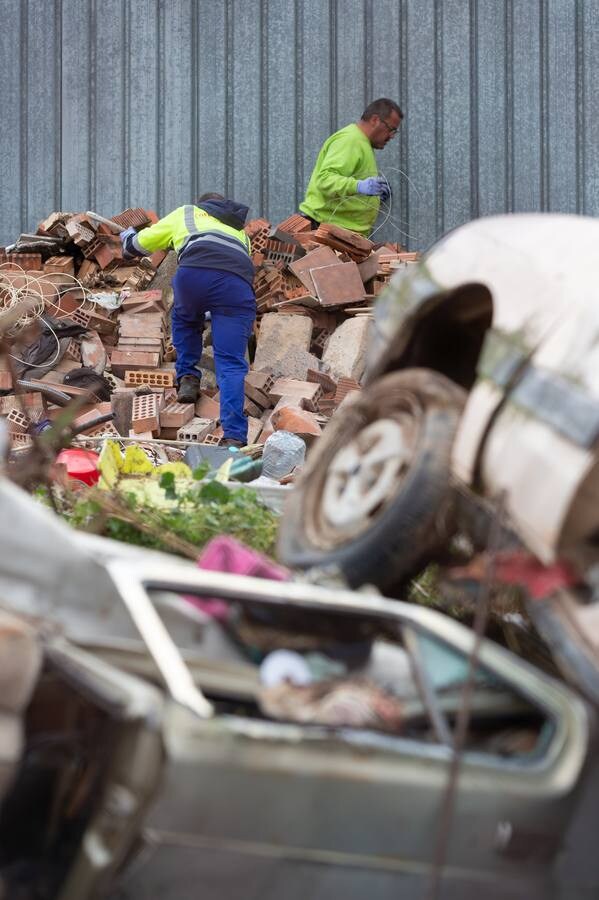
[
  {"xmin": 132, "ymin": 393, "xmax": 161, "ymax": 434},
  {"xmin": 44, "ymin": 256, "xmax": 75, "ymax": 276},
  {"xmin": 111, "ymin": 350, "xmax": 161, "ymax": 376},
  {"xmin": 5, "ymin": 408, "xmax": 29, "ymax": 434},
  {"xmin": 124, "ymin": 369, "xmax": 175, "ymax": 388},
  {"xmin": 159, "ymin": 402, "xmax": 195, "ymax": 429}
]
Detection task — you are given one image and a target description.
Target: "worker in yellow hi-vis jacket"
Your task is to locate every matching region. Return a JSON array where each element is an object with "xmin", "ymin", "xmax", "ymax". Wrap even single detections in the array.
[
  {"xmin": 121, "ymin": 193, "xmax": 255, "ymax": 448},
  {"xmin": 299, "ymin": 98, "xmax": 403, "ymax": 236}
]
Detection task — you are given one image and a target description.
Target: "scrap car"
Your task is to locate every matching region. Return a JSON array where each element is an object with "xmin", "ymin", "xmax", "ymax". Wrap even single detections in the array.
[
  {"xmin": 278, "ymin": 213, "xmax": 599, "ymax": 708},
  {"xmin": 0, "ymin": 471, "xmax": 596, "ymax": 898}
]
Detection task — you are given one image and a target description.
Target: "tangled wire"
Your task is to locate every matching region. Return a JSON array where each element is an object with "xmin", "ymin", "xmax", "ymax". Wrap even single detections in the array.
[{"xmin": 0, "ymin": 263, "xmax": 95, "ymax": 339}]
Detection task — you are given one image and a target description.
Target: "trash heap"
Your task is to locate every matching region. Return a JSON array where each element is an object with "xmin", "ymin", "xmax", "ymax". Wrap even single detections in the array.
[
  {"xmin": 0, "ymin": 207, "xmax": 178, "ymax": 452},
  {"xmin": 242, "ymin": 213, "xmax": 419, "ymax": 442},
  {"xmin": 3, "ymin": 208, "xmax": 166, "ymax": 290},
  {"xmin": 0, "ymin": 208, "xmax": 419, "ymax": 456}
]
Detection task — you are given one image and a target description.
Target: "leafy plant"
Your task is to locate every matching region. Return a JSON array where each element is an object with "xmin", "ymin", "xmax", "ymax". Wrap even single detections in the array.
[
  {"xmin": 42, "ymin": 477, "xmax": 279, "ymax": 560},
  {"xmin": 159, "ymin": 470, "xmax": 177, "ymax": 500}
]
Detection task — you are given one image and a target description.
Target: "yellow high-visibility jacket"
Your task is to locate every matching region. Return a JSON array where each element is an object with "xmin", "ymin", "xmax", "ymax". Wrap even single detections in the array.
[{"xmin": 127, "ymin": 200, "xmax": 254, "ymax": 285}]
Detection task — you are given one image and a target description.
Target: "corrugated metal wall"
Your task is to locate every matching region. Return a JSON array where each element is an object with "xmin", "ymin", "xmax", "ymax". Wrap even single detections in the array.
[{"xmin": 2, "ymin": 0, "xmax": 599, "ymax": 250}]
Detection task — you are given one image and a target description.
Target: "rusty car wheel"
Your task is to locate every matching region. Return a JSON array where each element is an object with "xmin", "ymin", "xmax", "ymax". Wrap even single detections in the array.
[{"xmin": 277, "ymin": 369, "xmax": 466, "ymax": 591}]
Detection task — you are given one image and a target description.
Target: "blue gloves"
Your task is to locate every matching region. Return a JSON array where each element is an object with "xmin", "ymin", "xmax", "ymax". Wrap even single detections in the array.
[
  {"xmin": 356, "ymin": 176, "xmax": 390, "ymax": 202},
  {"xmin": 119, "ymin": 226, "xmax": 137, "ymax": 258}
]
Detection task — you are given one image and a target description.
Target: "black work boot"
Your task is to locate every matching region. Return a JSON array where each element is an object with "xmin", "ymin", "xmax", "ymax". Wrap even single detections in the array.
[
  {"xmin": 177, "ymin": 375, "xmax": 200, "ymax": 404},
  {"xmin": 221, "ymin": 437, "xmax": 245, "ymax": 449}
]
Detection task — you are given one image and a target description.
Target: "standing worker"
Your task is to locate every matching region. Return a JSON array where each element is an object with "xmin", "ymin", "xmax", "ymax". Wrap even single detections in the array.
[
  {"xmin": 299, "ymin": 98, "xmax": 403, "ymax": 236},
  {"xmin": 120, "ymin": 193, "xmax": 255, "ymax": 448}
]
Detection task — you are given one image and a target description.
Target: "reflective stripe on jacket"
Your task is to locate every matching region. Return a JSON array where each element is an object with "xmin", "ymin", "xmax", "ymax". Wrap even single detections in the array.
[
  {"xmin": 131, "ymin": 204, "xmax": 254, "ymax": 286},
  {"xmin": 132, "ymin": 205, "xmax": 250, "ymax": 256}
]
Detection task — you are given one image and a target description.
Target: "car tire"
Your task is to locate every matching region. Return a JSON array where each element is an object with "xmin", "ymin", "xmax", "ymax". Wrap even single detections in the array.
[{"xmin": 277, "ymin": 368, "xmax": 466, "ymax": 591}]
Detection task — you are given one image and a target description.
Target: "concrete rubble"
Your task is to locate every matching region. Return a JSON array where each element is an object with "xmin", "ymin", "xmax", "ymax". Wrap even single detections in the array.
[{"xmin": 0, "ymin": 207, "xmax": 419, "ymax": 458}]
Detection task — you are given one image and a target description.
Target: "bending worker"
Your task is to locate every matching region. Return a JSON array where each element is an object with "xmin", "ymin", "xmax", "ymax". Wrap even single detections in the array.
[
  {"xmin": 299, "ymin": 98, "xmax": 403, "ymax": 236},
  {"xmin": 120, "ymin": 193, "xmax": 255, "ymax": 449}
]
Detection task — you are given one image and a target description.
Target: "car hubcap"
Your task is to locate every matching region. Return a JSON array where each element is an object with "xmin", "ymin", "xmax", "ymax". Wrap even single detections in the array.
[{"xmin": 321, "ymin": 417, "xmax": 416, "ymax": 534}]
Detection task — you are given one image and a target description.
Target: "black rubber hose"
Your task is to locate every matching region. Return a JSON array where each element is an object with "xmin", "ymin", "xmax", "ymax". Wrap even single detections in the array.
[
  {"xmin": 16, "ymin": 379, "xmax": 72, "ymax": 407},
  {"xmin": 71, "ymin": 412, "xmax": 115, "ymax": 437}
]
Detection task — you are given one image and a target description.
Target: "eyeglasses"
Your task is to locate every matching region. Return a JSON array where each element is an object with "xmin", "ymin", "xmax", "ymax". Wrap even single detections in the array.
[{"xmin": 379, "ymin": 119, "xmax": 399, "ymax": 136}]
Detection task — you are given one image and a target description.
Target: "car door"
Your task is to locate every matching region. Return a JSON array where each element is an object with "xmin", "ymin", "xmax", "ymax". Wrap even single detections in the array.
[{"xmin": 102, "ymin": 560, "xmax": 591, "ymax": 900}]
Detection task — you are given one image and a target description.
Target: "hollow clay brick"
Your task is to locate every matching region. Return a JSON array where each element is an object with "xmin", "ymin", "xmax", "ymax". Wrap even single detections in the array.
[
  {"xmin": 132, "ymin": 393, "xmax": 160, "ymax": 434},
  {"xmin": 159, "ymin": 402, "xmax": 195, "ymax": 429}
]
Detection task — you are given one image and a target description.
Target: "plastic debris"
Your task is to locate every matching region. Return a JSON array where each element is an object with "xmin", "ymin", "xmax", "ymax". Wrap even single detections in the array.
[
  {"xmin": 260, "ymin": 649, "xmax": 313, "ymax": 687},
  {"xmin": 261, "ymin": 431, "xmax": 306, "ymax": 480}
]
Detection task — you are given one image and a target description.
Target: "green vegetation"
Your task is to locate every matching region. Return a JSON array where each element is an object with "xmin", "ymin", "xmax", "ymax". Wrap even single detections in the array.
[{"xmin": 40, "ymin": 473, "xmax": 279, "ymax": 560}]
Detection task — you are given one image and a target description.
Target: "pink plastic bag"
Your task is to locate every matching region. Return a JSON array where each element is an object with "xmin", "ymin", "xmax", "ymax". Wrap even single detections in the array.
[{"xmin": 185, "ymin": 536, "xmax": 291, "ymax": 621}]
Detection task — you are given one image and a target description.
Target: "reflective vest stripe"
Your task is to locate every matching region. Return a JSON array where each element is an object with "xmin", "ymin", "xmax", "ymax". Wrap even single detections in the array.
[
  {"xmin": 181, "ymin": 231, "xmax": 250, "ymax": 259},
  {"xmin": 132, "ymin": 233, "xmax": 151, "ymax": 256},
  {"xmin": 181, "ymin": 205, "xmax": 249, "ymax": 255},
  {"xmin": 183, "ymin": 204, "xmax": 196, "ymax": 232}
]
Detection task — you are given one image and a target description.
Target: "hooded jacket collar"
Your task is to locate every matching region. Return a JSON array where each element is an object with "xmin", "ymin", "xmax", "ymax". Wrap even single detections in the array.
[{"xmin": 196, "ymin": 199, "xmax": 250, "ymax": 231}]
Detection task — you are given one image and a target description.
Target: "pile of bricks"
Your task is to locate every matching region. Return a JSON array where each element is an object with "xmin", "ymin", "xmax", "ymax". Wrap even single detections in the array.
[
  {"xmin": 1, "ymin": 207, "xmax": 166, "ymax": 292},
  {"xmin": 245, "ymin": 213, "xmax": 418, "ymax": 315},
  {"xmin": 0, "ymin": 204, "xmax": 420, "ymax": 457},
  {"xmin": 232, "ymin": 213, "xmax": 420, "ymax": 444},
  {"xmin": 111, "ymin": 293, "xmax": 169, "ymax": 376},
  {"xmin": 0, "ymin": 206, "xmax": 183, "ymax": 450}
]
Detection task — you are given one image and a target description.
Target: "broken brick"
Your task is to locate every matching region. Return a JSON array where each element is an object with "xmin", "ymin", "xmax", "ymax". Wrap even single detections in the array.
[
  {"xmin": 77, "ymin": 259, "xmax": 99, "ymax": 284},
  {"xmin": 203, "ymin": 426, "xmax": 224, "ymax": 445},
  {"xmin": 72, "ymin": 402, "xmax": 114, "ymax": 433},
  {"xmin": 195, "ymin": 393, "xmax": 220, "ymax": 420},
  {"xmin": 271, "ymin": 404, "xmax": 322, "ymax": 439},
  {"xmin": 112, "ymin": 208, "xmax": 152, "ymax": 229},
  {"xmin": 274, "ymin": 213, "xmax": 313, "ymax": 234},
  {"xmin": 5, "ymin": 408, "xmax": 29, "ymax": 434},
  {"xmin": 322, "ymin": 317, "xmax": 372, "ymax": 381},
  {"xmin": 128, "ymin": 428, "xmax": 154, "ymax": 440},
  {"xmin": 5, "ymin": 252, "xmax": 43, "ymax": 271},
  {"xmin": 312, "ymin": 223, "xmax": 373, "ymax": 262},
  {"xmin": 84, "ymin": 420, "xmax": 120, "ymax": 438},
  {"xmin": 159, "ymin": 401, "xmax": 195, "ymax": 429},
  {"xmin": 244, "ymin": 396, "xmax": 264, "ymax": 418},
  {"xmin": 80, "ymin": 330, "xmax": 107, "ymax": 374},
  {"xmin": 334, "ymin": 376, "xmax": 362, "ymax": 404},
  {"xmin": 269, "ymin": 378, "xmax": 323, "ymax": 412},
  {"xmin": 307, "ymin": 368, "xmax": 338, "ymax": 395},
  {"xmin": 244, "ymin": 382, "xmax": 271, "ymax": 408},
  {"xmin": 245, "ymin": 371, "xmax": 275, "ymax": 394},
  {"xmin": 44, "ymin": 256, "xmax": 75, "ymax": 276},
  {"xmin": 247, "ymin": 416, "xmax": 263, "ymax": 444},
  {"xmin": 64, "ymin": 339, "xmax": 82, "ymax": 363}
]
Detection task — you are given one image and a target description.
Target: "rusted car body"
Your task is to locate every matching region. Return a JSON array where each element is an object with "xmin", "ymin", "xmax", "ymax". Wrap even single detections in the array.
[{"xmin": 0, "ymin": 477, "xmax": 596, "ymax": 898}]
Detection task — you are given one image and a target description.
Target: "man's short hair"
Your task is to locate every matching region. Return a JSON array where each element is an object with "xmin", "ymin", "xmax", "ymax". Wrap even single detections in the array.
[
  {"xmin": 361, "ymin": 98, "xmax": 403, "ymax": 122},
  {"xmin": 196, "ymin": 192, "xmax": 225, "ymax": 203}
]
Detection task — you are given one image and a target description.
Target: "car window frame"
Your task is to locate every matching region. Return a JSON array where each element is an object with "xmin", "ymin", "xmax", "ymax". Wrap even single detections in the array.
[{"xmin": 104, "ymin": 559, "xmax": 588, "ymax": 777}]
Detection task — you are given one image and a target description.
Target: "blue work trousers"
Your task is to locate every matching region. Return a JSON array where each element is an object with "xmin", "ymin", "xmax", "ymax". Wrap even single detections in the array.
[{"xmin": 172, "ymin": 266, "xmax": 256, "ymax": 442}]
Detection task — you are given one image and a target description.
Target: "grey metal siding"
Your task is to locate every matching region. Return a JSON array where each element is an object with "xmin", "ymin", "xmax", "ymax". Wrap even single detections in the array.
[{"xmin": 2, "ymin": 0, "xmax": 599, "ymax": 250}]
